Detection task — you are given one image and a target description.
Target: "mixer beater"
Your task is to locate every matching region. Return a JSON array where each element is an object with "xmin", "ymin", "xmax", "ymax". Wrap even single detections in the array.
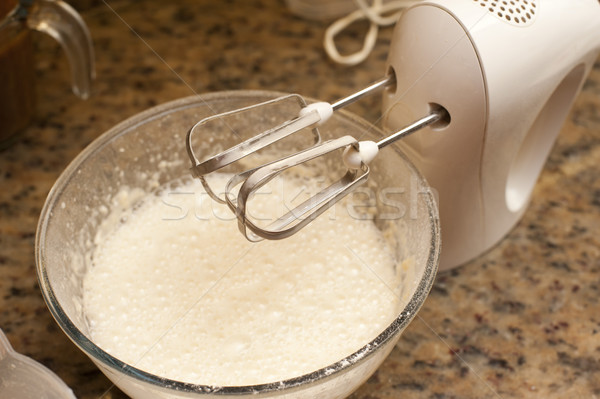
[{"xmin": 186, "ymin": 74, "xmax": 448, "ymax": 242}]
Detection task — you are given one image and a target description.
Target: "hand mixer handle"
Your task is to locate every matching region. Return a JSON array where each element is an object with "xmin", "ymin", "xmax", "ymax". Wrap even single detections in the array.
[{"xmin": 383, "ymin": 0, "xmax": 600, "ymax": 270}]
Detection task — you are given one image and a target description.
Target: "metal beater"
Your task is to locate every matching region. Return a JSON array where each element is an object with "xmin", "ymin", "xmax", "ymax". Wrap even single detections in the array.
[{"xmin": 186, "ymin": 75, "xmax": 448, "ymax": 242}]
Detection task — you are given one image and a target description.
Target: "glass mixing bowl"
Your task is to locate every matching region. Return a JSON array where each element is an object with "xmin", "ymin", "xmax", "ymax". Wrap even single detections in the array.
[{"xmin": 35, "ymin": 91, "xmax": 440, "ymax": 399}]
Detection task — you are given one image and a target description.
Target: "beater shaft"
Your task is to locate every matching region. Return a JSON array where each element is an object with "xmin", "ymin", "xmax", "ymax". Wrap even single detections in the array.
[
  {"xmin": 377, "ymin": 108, "xmax": 446, "ymax": 149},
  {"xmin": 331, "ymin": 75, "xmax": 394, "ymax": 111}
]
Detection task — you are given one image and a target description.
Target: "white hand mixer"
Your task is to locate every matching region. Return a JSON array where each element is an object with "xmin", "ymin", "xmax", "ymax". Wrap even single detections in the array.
[{"xmin": 187, "ymin": 0, "xmax": 600, "ymax": 270}]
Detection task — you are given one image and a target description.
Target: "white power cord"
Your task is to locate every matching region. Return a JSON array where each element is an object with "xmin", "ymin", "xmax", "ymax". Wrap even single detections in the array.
[{"xmin": 324, "ymin": 0, "xmax": 420, "ymax": 65}]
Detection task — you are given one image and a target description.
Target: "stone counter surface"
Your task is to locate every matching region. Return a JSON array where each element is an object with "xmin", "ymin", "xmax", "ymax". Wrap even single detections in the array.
[{"xmin": 0, "ymin": 0, "xmax": 599, "ymax": 398}]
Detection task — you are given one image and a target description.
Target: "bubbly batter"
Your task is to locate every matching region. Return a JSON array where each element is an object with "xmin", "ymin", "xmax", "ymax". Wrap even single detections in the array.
[{"xmin": 83, "ymin": 174, "xmax": 400, "ymax": 386}]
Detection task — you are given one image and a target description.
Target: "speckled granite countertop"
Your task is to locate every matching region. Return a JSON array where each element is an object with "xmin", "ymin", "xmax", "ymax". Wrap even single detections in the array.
[{"xmin": 1, "ymin": 0, "xmax": 599, "ymax": 398}]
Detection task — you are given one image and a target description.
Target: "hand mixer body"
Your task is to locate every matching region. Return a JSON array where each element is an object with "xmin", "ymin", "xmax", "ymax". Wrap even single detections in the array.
[{"xmin": 383, "ymin": 0, "xmax": 600, "ymax": 270}]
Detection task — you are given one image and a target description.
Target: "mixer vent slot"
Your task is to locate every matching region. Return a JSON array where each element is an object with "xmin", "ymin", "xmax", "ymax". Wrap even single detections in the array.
[{"xmin": 473, "ymin": 0, "xmax": 537, "ymax": 26}]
